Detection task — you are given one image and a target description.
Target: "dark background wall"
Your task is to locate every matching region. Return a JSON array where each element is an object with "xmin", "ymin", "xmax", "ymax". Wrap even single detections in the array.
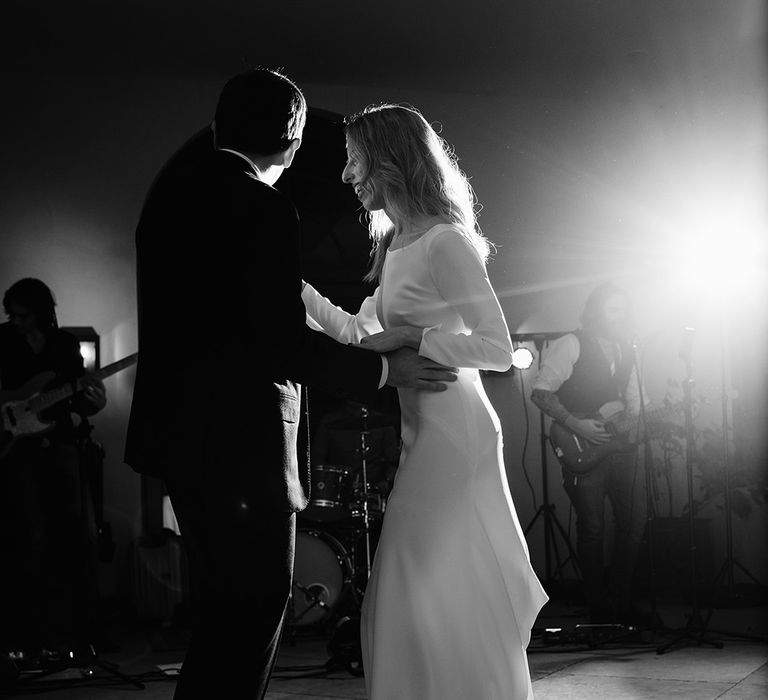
[{"xmin": 1, "ymin": 0, "xmax": 766, "ymax": 599}]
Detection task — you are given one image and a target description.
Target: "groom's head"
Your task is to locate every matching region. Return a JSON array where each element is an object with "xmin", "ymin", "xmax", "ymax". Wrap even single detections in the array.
[{"xmin": 213, "ymin": 68, "xmax": 306, "ymax": 157}]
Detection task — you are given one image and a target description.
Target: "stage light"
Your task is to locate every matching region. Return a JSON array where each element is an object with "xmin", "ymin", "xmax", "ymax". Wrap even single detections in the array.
[
  {"xmin": 511, "ymin": 347, "xmax": 535, "ymax": 370},
  {"xmin": 61, "ymin": 326, "xmax": 100, "ymax": 371}
]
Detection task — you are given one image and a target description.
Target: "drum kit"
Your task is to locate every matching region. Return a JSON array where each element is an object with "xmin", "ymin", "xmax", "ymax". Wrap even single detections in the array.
[{"xmin": 288, "ymin": 407, "xmax": 389, "ymax": 632}]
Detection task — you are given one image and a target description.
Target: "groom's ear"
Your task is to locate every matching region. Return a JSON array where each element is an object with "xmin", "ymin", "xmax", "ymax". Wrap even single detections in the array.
[{"xmin": 281, "ymin": 138, "xmax": 302, "ymax": 168}]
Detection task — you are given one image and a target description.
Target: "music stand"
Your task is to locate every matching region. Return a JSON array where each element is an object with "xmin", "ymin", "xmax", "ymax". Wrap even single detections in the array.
[{"xmin": 515, "ymin": 333, "xmax": 581, "ymax": 589}]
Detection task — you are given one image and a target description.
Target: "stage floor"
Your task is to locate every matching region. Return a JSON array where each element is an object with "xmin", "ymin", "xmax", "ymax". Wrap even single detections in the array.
[{"xmin": 4, "ymin": 595, "xmax": 767, "ymax": 699}]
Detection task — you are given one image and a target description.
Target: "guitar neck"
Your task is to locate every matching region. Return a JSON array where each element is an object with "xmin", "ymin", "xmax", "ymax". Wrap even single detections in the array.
[{"xmin": 27, "ymin": 353, "xmax": 138, "ymax": 414}]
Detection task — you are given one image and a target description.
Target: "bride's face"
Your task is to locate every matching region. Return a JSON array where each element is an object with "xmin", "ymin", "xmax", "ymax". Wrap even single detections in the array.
[{"xmin": 342, "ymin": 138, "xmax": 384, "ymax": 212}]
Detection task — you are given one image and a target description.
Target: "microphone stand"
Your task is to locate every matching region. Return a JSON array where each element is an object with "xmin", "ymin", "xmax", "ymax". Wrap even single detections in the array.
[
  {"xmin": 657, "ymin": 328, "xmax": 722, "ymax": 654},
  {"xmin": 631, "ymin": 338, "xmax": 663, "ymax": 630}
]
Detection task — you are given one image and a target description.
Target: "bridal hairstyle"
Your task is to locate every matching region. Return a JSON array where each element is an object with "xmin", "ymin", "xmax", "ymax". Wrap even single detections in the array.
[
  {"xmin": 344, "ymin": 104, "xmax": 491, "ymax": 284},
  {"xmin": 3, "ymin": 278, "xmax": 59, "ymax": 329},
  {"xmin": 214, "ymin": 67, "xmax": 307, "ymax": 156}
]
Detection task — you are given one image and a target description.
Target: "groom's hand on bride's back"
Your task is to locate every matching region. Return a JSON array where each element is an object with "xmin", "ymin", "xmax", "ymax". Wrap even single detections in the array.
[{"xmin": 385, "ymin": 347, "xmax": 458, "ymax": 391}]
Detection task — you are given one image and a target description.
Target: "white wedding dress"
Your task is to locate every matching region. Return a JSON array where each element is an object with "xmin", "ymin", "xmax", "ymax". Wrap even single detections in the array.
[{"xmin": 302, "ymin": 224, "xmax": 548, "ymax": 700}]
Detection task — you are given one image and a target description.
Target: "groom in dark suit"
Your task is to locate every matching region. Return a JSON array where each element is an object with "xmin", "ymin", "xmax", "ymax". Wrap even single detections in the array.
[{"xmin": 125, "ymin": 68, "xmax": 455, "ymax": 699}]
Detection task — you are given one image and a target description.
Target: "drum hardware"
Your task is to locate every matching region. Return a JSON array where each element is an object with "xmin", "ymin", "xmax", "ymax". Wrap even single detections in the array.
[
  {"xmin": 302, "ymin": 465, "xmax": 352, "ymax": 523},
  {"xmin": 348, "ymin": 490, "xmax": 386, "ymax": 520},
  {"xmin": 288, "ymin": 528, "xmax": 354, "ymax": 630},
  {"xmin": 291, "ymin": 581, "xmax": 332, "ymax": 625},
  {"xmin": 354, "ymin": 406, "xmax": 376, "ymax": 582},
  {"xmin": 288, "ymin": 405, "xmax": 388, "ymax": 637},
  {"xmin": 325, "ymin": 615, "xmax": 364, "ymax": 676}
]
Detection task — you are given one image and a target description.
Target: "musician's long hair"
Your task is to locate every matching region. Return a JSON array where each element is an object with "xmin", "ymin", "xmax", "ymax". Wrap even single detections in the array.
[
  {"xmin": 344, "ymin": 104, "xmax": 491, "ymax": 284},
  {"xmin": 579, "ymin": 282, "xmax": 633, "ymax": 337},
  {"xmin": 3, "ymin": 278, "xmax": 59, "ymax": 329}
]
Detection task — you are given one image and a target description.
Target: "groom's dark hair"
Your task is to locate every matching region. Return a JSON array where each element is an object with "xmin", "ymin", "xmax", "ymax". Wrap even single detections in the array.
[{"xmin": 214, "ymin": 68, "xmax": 307, "ymax": 156}]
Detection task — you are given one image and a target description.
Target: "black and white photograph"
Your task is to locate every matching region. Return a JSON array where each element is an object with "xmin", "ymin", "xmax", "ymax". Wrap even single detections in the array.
[{"xmin": 0, "ymin": 1, "xmax": 766, "ymax": 698}]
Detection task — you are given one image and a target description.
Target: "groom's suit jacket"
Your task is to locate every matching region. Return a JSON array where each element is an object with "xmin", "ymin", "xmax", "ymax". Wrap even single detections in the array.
[{"xmin": 124, "ymin": 127, "xmax": 381, "ymax": 512}]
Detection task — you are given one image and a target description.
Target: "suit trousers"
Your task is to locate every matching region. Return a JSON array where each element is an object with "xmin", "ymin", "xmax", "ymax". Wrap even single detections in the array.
[{"xmin": 164, "ymin": 465, "xmax": 295, "ymax": 700}]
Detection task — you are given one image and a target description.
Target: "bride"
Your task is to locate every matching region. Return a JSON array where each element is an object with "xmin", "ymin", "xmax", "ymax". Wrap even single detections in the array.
[{"xmin": 301, "ymin": 103, "xmax": 548, "ymax": 700}]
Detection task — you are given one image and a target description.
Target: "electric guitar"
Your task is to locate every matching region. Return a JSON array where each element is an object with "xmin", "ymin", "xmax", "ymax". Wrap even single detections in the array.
[
  {"xmin": 549, "ymin": 400, "xmax": 682, "ymax": 475},
  {"xmin": 0, "ymin": 353, "xmax": 138, "ymax": 460}
]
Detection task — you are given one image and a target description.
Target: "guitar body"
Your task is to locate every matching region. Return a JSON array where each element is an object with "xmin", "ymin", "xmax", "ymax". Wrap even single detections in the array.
[
  {"xmin": 0, "ymin": 371, "xmax": 58, "ymax": 458},
  {"xmin": 548, "ymin": 400, "xmax": 682, "ymax": 475},
  {"xmin": 549, "ymin": 419, "xmax": 633, "ymax": 475},
  {"xmin": 0, "ymin": 353, "xmax": 138, "ymax": 461}
]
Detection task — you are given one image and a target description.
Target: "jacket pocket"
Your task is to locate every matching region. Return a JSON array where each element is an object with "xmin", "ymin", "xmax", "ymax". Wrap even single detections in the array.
[{"xmin": 278, "ymin": 392, "xmax": 299, "ymax": 423}]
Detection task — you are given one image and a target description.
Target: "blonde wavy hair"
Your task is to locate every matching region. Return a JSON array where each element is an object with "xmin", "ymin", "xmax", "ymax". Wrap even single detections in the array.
[{"xmin": 344, "ymin": 104, "xmax": 491, "ymax": 284}]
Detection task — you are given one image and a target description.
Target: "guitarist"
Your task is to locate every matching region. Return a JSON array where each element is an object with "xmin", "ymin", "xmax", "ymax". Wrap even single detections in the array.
[
  {"xmin": 0, "ymin": 278, "xmax": 106, "ymax": 663},
  {"xmin": 530, "ymin": 282, "xmax": 651, "ymax": 627}
]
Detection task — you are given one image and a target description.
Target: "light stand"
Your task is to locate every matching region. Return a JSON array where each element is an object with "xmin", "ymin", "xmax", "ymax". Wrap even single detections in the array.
[
  {"xmin": 702, "ymin": 317, "xmax": 765, "ymax": 636},
  {"xmin": 657, "ymin": 328, "xmax": 722, "ymax": 654},
  {"xmin": 516, "ymin": 333, "xmax": 581, "ymax": 589}
]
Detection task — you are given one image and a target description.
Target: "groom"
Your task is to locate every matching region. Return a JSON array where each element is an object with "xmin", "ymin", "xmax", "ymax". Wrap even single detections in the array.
[{"xmin": 125, "ymin": 68, "xmax": 456, "ymax": 699}]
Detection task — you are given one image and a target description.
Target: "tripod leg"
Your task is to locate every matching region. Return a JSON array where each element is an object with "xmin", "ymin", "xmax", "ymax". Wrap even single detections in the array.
[
  {"xmin": 548, "ymin": 505, "xmax": 581, "ymax": 579},
  {"xmin": 523, "ymin": 506, "xmax": 545, "ymax": 537},
  {"xmin": 734, "ymin": 559, "xmax": 765, "ymax": 588},
  {"xmin": 656, "ymin": 613, "xmax": 724, "ymax": 655}
]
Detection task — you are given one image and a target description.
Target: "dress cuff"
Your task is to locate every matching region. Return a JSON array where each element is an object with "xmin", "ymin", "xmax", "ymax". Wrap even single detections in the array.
[{"xmin": 418, "ymin": 325, "xmax": 440, "ymax": 355}]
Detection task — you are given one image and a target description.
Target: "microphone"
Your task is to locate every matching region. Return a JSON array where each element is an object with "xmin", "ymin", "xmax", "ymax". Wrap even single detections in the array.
[{"xmin": 679, "ymin": 327, "xmax": 695, "ymax": 363}]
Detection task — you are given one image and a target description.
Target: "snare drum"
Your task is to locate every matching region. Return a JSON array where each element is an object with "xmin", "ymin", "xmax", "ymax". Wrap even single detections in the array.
[
  {"xmin": 302, "ymin": 465, "xmax": 352, "ymax": 522},
  {"xmin": 349, "ymin": 490, "xmax": 386, "ymax": 520},
  {"xmin": 290, "ymin": 528, "xmax": 351, "ymax": 627}
]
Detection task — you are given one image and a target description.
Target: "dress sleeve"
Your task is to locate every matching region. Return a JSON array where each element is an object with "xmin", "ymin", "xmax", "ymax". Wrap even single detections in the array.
[
  {"xmin": 302, "ymin": 283, "xmax": 384, "ymax": 343},
  {"xmin": 419, "ymin": 230, "xmax": 513, "ymax": 371}
]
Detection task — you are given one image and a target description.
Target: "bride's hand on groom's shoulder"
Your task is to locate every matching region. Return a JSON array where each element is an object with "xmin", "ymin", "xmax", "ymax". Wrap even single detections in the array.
[{"xmin": 355, "ymin": 326, "xmax": 421, "ymax": 353}]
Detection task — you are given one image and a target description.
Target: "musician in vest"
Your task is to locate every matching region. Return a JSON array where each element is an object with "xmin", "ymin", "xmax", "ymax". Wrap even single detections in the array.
[
  {"xmin": 531, "ymin": 282, "xmax": 651, "ymax": 626},
  {"xmin": 0, "ymin": 278, "xmax": 106, "ymax": 662}
]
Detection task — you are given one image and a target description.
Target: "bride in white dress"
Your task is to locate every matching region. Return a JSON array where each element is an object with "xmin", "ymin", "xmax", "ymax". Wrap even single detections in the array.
[{"xmin": 301, "ymin": 104, "xmax": 548, "ymax": 700}]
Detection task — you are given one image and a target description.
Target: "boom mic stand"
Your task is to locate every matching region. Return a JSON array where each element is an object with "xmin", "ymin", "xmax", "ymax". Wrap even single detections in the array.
[
  {"xmin": 657, "ymin": 328, "xmax": 722, "ymax": 654},
  {"xmin": 518, "ymin": 333, "xmax": 581, "ymax": 590}
]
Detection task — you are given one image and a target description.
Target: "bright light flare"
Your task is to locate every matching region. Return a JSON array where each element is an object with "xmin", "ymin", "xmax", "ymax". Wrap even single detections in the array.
[
  {"xmin": 78, "ymin": 341, "xmax": 98, "ymax": 372},
  {"xmin": 511, "ymin": 347, "xmax": 535, "ymax": 370},
  {"xmin": 665, "ymin": 206, "xmax": 766, "ymax": 311}
]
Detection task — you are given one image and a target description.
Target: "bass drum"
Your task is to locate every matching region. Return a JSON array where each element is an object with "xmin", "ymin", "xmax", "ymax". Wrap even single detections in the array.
[{"xmin": 290, "ymin": 528, "xmax": 351, "ymax": 627}]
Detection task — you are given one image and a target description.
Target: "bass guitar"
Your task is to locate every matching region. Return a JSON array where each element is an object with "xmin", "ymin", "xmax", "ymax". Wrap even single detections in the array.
[
  {"xmin": 549, "ymin": 400, "xmax": 682, "ymax": 475},
  {"xmin": 0, "ymin": 353, "xmax": 138, "ymax": 460}
]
